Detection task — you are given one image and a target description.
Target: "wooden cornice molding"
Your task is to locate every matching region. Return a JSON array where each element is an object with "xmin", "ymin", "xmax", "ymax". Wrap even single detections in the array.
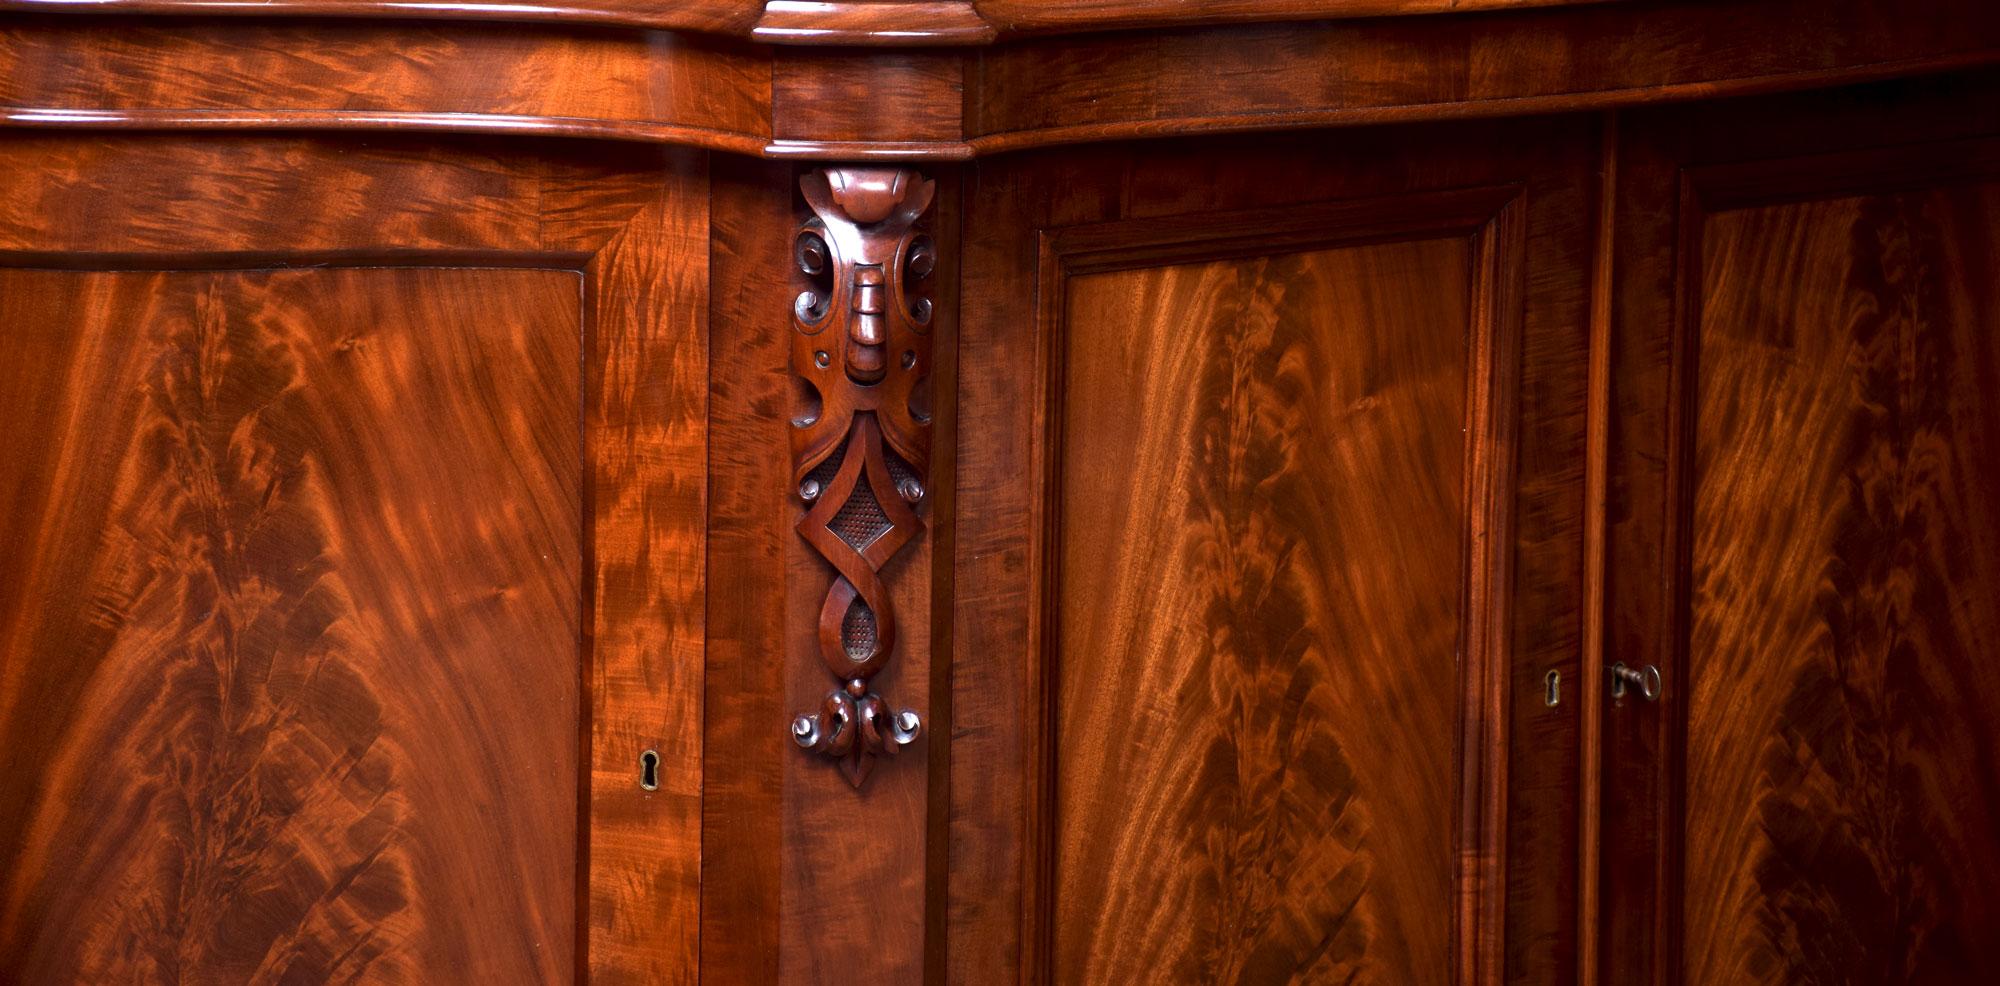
[
  {"xmin": 0, "ymin": 0, "xmax": 1609, "ymax": 44},
  {"xmin": 3, "ymin": 0, "xmax": 2000, "ymax": 159},
  {"xmin": 752, "ymin": 1, "xmax": 996, "ymax": 46}
]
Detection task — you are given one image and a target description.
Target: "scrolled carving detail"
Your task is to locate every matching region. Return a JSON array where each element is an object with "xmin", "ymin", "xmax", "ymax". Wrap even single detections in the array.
[{"xmin": 787, "ymin": 167, "xmax": 935, "ymax": 788}]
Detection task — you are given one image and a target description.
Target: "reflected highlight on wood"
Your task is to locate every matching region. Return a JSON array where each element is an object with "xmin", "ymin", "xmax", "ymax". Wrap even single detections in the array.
[
  {"xmin": 787, "ymin": 167, "xmax": 936, "ymax": 788},
  {"xmin": 0, "ymin": 267, "xmax": 583, "ymax": 984},
  {"xmin": 6, "ymin": 2, "xmax": 1998, "ymax": 162},
  {"xmin": 1051, "ymin": 238, "xmax": 1472, "ymax": 985},
  {"xmin": 1684, "ymin": 179, "xmax": 2000, "ymax": 984}
]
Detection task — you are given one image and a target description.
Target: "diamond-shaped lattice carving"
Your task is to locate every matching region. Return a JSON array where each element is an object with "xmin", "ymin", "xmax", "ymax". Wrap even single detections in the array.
[
  {"xmin": 788, "ymin": 167, "xmax": 935, "ymax": 789},
  {"xmin": 829, "ymin": 481, "xmax": 892, "ymax": 551}
]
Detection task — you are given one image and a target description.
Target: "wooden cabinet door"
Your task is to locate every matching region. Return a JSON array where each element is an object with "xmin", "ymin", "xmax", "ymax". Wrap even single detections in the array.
[
  {"xmin": 0, "ymin": 136, "xmax": 706, "ymax": 985},
  {"xmin": 949, "ymin": 122, "xmax": 1600, "ymax": 985},
  {"xmin": 1600, "ymin": 73, "xmax": 2000, "ymax": 985}
]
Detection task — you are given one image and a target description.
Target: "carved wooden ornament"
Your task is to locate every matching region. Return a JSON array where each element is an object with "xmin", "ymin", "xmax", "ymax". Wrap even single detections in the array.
[{"xmin": 787, "ymin": 168, "xmax": 935, "ymax": 787}]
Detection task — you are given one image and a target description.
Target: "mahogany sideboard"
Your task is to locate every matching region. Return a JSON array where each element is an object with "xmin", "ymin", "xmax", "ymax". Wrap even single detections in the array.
[{"xmin": 4, "ymin": 1, "xmax": 1999, "ymax": 983}]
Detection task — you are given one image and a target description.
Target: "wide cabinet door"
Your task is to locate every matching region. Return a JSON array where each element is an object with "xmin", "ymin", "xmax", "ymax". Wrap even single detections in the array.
[
  {"xmin": 1600, "ymin": 73, "xmax": 2000, "ymax": 984},
  {"xmin": 949, "ymin": 122, "xmax": 1601, "ymax": 984},
  {"xmin": 0, "ymin": 136, "xmax": 706, "ymax": 984}
]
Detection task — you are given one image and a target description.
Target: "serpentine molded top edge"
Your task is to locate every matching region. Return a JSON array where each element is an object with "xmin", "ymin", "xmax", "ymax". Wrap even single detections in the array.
[
  {"xmin": 0, "ymin": 0, "xmax": 1617, "ymax": 45},
  {"xmin": 2, "ymin": 0, "xmax": 1993, "ymax": 160}
]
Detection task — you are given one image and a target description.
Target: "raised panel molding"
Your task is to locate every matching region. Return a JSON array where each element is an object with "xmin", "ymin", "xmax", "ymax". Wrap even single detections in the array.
[
  {"xmin": 1658, "ymin": 137, "xmax": 2000, "ymax": 986},
  {"xmin": 0, "ymin": 266, "xmax": 583, "ymax": 985},
  {"xmin": 1018, "ymin": 186, "xmax": 1527, "ymax": 985},
  {"xmin": 0, "ymin": 137, "xmax": 710, "ymax": 985}
]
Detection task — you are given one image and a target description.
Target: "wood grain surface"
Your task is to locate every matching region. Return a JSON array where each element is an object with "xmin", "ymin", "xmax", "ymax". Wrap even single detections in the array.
[
  {"xmin": 0, "ymin": 16, "xmax": 770, "ymax": 153},
  {"xmin": 581, "ymin": 150, "xmax": 712, "ymax": 986},
  {"xmin": 700, "ymin": 157, "xmax": 796, "ymax": 986},
  {"xmin": 0, "ymin": 0, "xmax": 761, "ymax": 36},
  {"xmin": 5, "ymin": 1, "xmax": 1999, "ymax": 162},
  {"xmin": 703, "ymin": 160, "xmax": 954, "ymax": 985},
  {"xmin": 977, "ymin": 0, "xmax": 1609, "ymax": 35},
  {"xmin": 11, "ymin": 28, "xmax": 1993, "ymax": 986},
  {"xmin": 773, "ymin": 179, "xmax": 943, "ymax": 983},
  {"xmin": 1050, "ymin": 239, "xmax": 1472, "ymax": 984},
  {"xmin": 753, "ymin": 1, "xmax": 996, "ymax": 45},
  {"xmin": 0, "ymin": 134, "xmax": 711, "ymax": 984},
  {"xmin": 954, "ymin": 0, "xmax": 2000, "ymax": 157},
  {"xmin": 1598, "ymin": 76, "xmax": 2000, "ymax": 985},
  {"xmin": 0, "ymin": 267, "xmax": 582, "ymax": 984},
  {"xmin": 1681, "ymin": 178, "xmax": 2000, "ymax": 985},
  {"xmin": 950, "ymin": 123, "xmax": 1594, "ymax": 986},
  {"xmin": 0, "ymin": 0, "xmax": 1606, "ymax": 41}
]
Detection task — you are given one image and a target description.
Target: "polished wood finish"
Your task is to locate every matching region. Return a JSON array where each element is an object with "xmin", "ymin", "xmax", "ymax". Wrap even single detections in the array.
[
  {"xmin": 968, "ymin": 0, "xmax": 2000, "ymax": 156},
  {"xmin": 1601, "ymin": 74, "xmax": 2000, "ymax": 985},
  {"xmin": 7, "ymin": 1, "xmax": 1999, "ymax": 161},
  {"xmin": 0, "ymin": 16, "xmax": 770, "ymax": 153},
  {"xmin": 978, "ymin": 0, "xmax": 1610, "ymax": 36},
  {"xmin": 582, "ymin": 154, "xmax": 712, "ymax": 986},
  {"xmin": 949, "ymin": 121, "xmax": 1597, "ymax": 985},
  {"xmin": 0, "ymin": 0, "xmax": 1615, "ymax": 40},
  {"xmin": 769, "ymin": 49, "xmax": 964, "ymax": 155},
  {"xmin": 0, "ymin": 0, "xmax": 762, "ymax": 35},
  {"xmin": 1685, "ymin": 162, "xmax": 2000, "ymax": 986},
  {"xmin": 699, "ymin": 157, "xmax": 797, "ymax": 986},
  {"xmin": 787, "ymin": 167, "xmax": 937, "ymax": 786},
  {"xmin": 0, "ymin": 135, "xmax": 709, "ymax": 984},
  {"xmin": 1053, "ymin": 229, "xmax": 1474, "ymax": 986},
  {"xmin": 702, "ymin": 160, "xmax": 953, "ymax": 980},
  {"xmin": 7, "ymin": 4, "xmax": 2000, "ymax": 984},
  {"xmin": 0, "ymin": 266, "xmax": 581, "ymax": 985},
  {"xmin": 754, "ymin": 2, "xmax": 995, "ymax": 45},
  {"xmin": 1041, "ymin": 188, "xmax": 1532, "ymax": 986}
]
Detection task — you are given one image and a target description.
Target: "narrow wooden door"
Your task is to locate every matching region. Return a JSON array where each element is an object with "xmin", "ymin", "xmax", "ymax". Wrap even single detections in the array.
[
  {"xmin": 951, "ymin": 122, "xmax": 1600, "ymax": 985},
  {"xmin": 0, "ymin": 135, "xmax": 707, "ymax": 984},
  {"xmin": 1600, "ymin": 73, "xmax": 2000, "ymax": 984}
]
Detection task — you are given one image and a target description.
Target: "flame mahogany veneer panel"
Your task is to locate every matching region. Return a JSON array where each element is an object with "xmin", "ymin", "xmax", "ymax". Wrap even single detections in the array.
[
  {"xmin": 0, "ymin": 267, "xmax": 582, "ymax": 984},
  {"xmin": 1681, "ymin": 178, "xmax": 2000, "ymax": 983},
  {"xmin": 951, "ymin": 119, "xmax": 1597, "ymax": 986},
  {"xmin": 1600, "ymin": 74, "xmax": 2000, "ymax": 985},
  {"xmin": 1053, "ymin": 238, "xmax": 1473, "ymax": 984},
  {"xmin": 0, "ymin": 135, "xmax": 710, "ymax": 984}
]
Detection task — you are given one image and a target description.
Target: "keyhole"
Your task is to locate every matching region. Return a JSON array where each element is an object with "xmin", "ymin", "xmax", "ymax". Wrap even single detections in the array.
[
  {"xmin": 1544, "ymin": 669, "xmax": 1561, "ymax": 707},
  {"xmin": 639, "ymin": 749, "xmax": 659, "ymax": 791}
]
